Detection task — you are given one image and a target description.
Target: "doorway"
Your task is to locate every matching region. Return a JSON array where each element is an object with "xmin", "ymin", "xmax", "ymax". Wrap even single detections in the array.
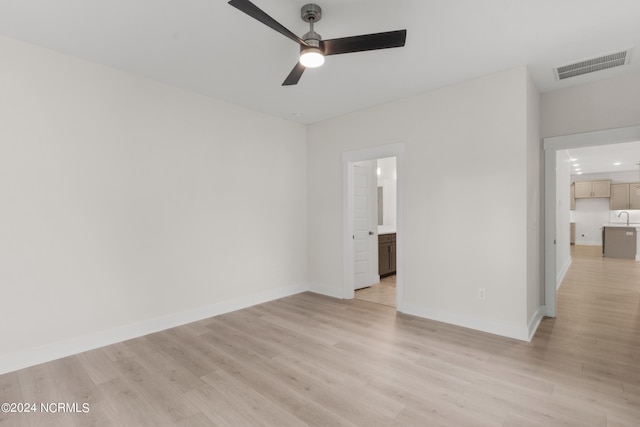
[
  {"xmin": 354, "ymin": 156, "xmax": 397, "ymax": 307},
  {"xmin": 342, "ymin": 144, "xmax": 404, "ymax": 311},
  {"xmin": 543, "ymin": 125, "xmax": 640, "ymax": 317}
]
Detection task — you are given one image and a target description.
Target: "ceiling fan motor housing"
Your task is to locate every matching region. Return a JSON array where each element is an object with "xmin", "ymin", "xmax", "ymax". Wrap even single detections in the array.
[
  {"xmin": 302, "ymin": 31, "xmax": 322, "ymax": 48},
  {"xmin": 301, "ymin": 4, "xmax": 322, "ymax": 23}
]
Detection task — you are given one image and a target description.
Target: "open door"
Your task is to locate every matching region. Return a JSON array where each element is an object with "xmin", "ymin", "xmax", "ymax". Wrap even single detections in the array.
[{"xmin": 352, "ymin": 160, "xmax": 379, "ymax": 290}]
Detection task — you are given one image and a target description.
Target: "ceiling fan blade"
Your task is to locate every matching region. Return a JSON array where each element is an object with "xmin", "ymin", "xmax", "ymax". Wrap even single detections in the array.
[
  {"xmin": 282, "ymin": 62, "xmax": 306, "ymax": 86},
  {"xmin": 228, "ymin": 0, "xmax": 307, "ymax": 46},
  {"xmin": 322, "ymin": 29, "xmax": 407, "ymax": 56}
]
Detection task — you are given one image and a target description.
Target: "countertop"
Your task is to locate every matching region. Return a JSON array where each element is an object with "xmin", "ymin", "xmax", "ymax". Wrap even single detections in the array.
[
  {"xmin": 378, "ymin": 224, "xmax": 397, "ymax": 235},
  {"xmin": 603, "ymin": 223, "xmax": 640, "ymax": 229}
]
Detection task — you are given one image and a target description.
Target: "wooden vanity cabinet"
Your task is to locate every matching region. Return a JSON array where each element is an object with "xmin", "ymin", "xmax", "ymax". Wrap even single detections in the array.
[{"xmin": 378, "ymin": 233, "xmax": 396, "ymax": 277}]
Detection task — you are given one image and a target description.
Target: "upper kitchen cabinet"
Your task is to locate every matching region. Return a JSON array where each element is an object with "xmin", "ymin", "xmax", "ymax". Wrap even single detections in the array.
[
  {"xmin": 632, "ymin": 184, "xmax": 640, "ymax": 209},
  {"xmin": 610, "ymin": 183, "xmax": 640, "ymax": 209},
  {"xmin": 574, "ymin": 180, "xmax": 610, "ymax": 198},
  {"xmin": 610, "ymin": 184, "xmax": 628, "ymax": 209}
]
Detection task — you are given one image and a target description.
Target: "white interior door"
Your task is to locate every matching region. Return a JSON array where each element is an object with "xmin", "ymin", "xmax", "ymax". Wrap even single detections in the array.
[{"xmin": 352, "ymin": 161, "xmax": 378, "ymax": 290}]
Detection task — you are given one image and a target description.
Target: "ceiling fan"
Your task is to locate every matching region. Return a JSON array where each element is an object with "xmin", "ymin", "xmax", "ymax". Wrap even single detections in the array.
[{"xmin": 227, "ymin": 0, "xmax": 407, "ymax": 86}]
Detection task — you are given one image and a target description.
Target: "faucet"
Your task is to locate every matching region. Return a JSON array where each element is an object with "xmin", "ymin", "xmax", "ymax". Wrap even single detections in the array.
[{"xmin": 618, "ymin": 211, "xmax": 630, "ymax": 226}]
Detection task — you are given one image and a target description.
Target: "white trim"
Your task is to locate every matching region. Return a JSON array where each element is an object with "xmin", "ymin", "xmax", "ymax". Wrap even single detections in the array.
[
  {"xmin": 575, "ymin": 241, "xmax": 602, "ymax": 246},
  {"xmin": 402, "ymin": 302, "xmax": 530, "ymax": 342},
  {"xmin": 342, "ymin": 143, "xmax": 404, "ymax": 309},
  {"xmin": 544, "ymin": 126, "xmax": 640, "ymax": 150},
  {"xmin": 556, "ymin": 255, "xmax": 572, "ymax": 290},
  {"xmin": 544, "ymin": 147, "xmax": 557, "ymax": 317},
  {"xmin": 527, "ymin": 308, "xmax": 544, "ymax": 341},
  {"xmin": 308, "ymin": 282, "xmax": 346, "ymax": 299},
  {"xmin": 0, "ymin": 284, "xmax": 307, "ymax": 375},
  {"xmin": 543, "ymin": 125, "xmax": 640, "ymax": 319}
]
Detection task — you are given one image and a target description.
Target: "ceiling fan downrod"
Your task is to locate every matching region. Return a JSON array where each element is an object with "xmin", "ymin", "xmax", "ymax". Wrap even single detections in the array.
[{"xmin": 301, "ymin": 3, "xmax": 322, "ymax": 45}]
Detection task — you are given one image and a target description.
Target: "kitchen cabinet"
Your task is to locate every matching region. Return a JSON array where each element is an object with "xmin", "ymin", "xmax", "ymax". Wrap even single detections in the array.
[
  {"xmin": 378, "ymin": 233, "xmax": 396, "ymax": 277},
  {"xmin": 632, "ymin": 184, "xmax": 640, "ymax": 209},
  {"xmin": 570, "ymin": 184, "xmax": 575, "ymax": 210},
  {"xmin": 610, "ymin": 184, "xmax": 629, "ymax": 210},
  {"xmin": 574, "ymin": 180, "xmax": 610, "ymax": 198},
  {"xmin": 610, "ymin": 183, "xmax": 640, "ymax": 210},
  {"xmin": 603, "ymin": 226, "xmax": 637, "ymax": 259}
]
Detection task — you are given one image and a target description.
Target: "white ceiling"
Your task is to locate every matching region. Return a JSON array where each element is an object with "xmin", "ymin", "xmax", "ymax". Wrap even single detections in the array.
[
  {"xmin": 2, "ymin": 0, "xmax": 640, "ymax": 124},
  {"xmin": 567, "ymin": 141, "xmax": 640, "ymax": 176}
]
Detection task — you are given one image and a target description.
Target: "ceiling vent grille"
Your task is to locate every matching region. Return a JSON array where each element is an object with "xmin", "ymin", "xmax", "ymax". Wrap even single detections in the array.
[{"xmin": 554, "ymin": 49, "xmax": 632, "ymax": 81}]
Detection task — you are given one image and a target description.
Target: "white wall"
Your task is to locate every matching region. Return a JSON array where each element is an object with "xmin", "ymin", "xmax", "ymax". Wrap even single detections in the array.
[
  {"xmin": 572, "ymin": 199, "xmax": 609, "ymax": 245},
  {"xmin": 610, "ymin": 209, "xmax": 640, "ymax": 224},
  {"xmin": 308, "ymin": 67, "xmax": 539, "ymax": 340},
  {"xmin": 542, "ymin": 71, "xmax": 640, "ymax": 138},
  {"xmin": 0, "ymin": 36, "xmax": 308, "ymax": 373}
]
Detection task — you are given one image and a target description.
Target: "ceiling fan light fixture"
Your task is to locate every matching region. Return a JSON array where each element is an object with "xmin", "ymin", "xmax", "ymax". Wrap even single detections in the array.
[
  {"xmin": 228, "ymin": 0, "xmax": 407, "ymax": 85},
  {"xmin": 300, "ymin": 46, "xmax": 324, "ymax": 68}
]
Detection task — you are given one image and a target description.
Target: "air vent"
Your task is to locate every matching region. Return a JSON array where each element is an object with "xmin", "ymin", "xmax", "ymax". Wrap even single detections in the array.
[{"xmin": 554, "ymin": 49, "xmax": 632, "ymax": 81}]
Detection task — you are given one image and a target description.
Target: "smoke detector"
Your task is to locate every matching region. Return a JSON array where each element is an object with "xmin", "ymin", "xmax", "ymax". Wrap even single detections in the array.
[{"xmin": 554, "ymin": 49, "xmax": 632, "ymax": 81}]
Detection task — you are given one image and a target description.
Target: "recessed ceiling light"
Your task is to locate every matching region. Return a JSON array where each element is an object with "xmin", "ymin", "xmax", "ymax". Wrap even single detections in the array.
[
  {"xmin": 569, "ymin": 158, "xmax": 577, "ymax": 162},
  {"xmin": 291, "ymin": 112, "xmax": 303, "ymax": 117},
  {"xmin": 573, "ymin": 164, "xmax": 580, "ymax": 167},
  {"xmin": 576, "ymin": 172, "xmax": 583, "ymax": 175},
  {"xmin": 614, "ymin": 162, "xmax": 622, "ymax": 166},
  {"xmin": 575, "ymin": 168, "xmax": 581, "ymax": 171}
]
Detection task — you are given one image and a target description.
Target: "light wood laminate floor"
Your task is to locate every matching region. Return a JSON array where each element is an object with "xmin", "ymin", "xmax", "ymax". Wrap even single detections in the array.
[
  {"xmin": 354, "ymin": 274, "xmax": 396, "ymax": 307},
  {"xmin": 1, "ymin": 245, "xmax": 639, "ymax": 426}
]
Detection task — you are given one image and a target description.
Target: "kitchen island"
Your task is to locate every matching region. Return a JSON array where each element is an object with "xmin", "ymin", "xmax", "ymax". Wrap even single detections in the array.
[{"xmin": 602, "ymin": 224, "xmax": 640, "ymax": 260}]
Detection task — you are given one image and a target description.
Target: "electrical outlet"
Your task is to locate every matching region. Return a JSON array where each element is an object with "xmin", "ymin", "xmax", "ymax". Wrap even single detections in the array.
[{"xmin": 477, "ymin": 288, "xmax": 486, "ymax": 300}]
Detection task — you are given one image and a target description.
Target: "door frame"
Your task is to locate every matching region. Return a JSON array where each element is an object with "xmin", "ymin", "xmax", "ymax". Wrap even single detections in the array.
[
  {"xmin": 543, "ymin": 125, "xmax": 640, "ymax": 317},
  {"xmin": 342, "ymin": 143, "xmax": 404, "ymax": 310}
]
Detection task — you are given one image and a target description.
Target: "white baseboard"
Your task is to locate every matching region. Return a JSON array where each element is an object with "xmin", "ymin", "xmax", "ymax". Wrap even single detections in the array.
[
  {"xmin": 400, "ymin": 302, "xmax": 530, "ymax": 342},
  {"xmin": 527, "ymin": 307, "xmax": 544, "ymax": 341},
  {"xmin": 308, "ymin": 282, "xmax": 346, "ymax": 299},
  {"xmin": 0, "ymin": 283, "xmax": 308, "ymax": 375},
  {"xmin": 556, "ymin": 256, "xmax": 572, "ymax": 290},
  {"xmin": 575, "ymin": 241, "xmax": 602, "ymax": 246}
]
